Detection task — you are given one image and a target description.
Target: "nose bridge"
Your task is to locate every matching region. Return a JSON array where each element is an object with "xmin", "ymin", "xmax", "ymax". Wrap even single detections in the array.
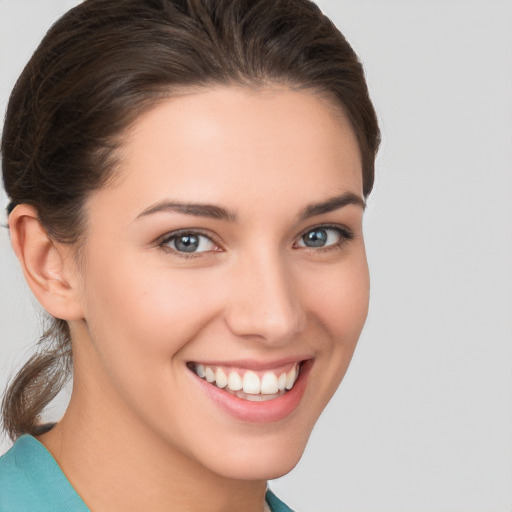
[{"xmin": 225, "ymin": 246, "xmax": 305, "ymax": 344}]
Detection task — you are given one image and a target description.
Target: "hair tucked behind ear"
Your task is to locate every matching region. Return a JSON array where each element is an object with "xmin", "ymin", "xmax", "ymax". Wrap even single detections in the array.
[{"xmin": 1, "ymin": 0, "xmax": 380, "ymax": 441}]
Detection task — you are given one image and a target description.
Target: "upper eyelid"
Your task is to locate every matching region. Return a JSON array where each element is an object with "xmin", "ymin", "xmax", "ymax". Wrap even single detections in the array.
[
  {"xmin": 156, "ymin": 223, "xmax": 353, "ymax": 249},
  {"xmin": 158, "ymin": 230, "xmax": 221, "ymax": 258},
  {"xmin": 159, "ymin": 228, "xmax": 218, "ymax": 243},
  {"xmin": 297, "ymin": 223, "xmax": 353, "ymax": 238},
  {"xmin": 294, "ymin": 224, "xmax": 354, "ymax": 249}
]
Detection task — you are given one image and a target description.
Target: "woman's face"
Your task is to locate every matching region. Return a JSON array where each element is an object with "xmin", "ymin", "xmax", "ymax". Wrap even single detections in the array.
[{"xmin": 71, "ymin": 86, "xmax": 369, "ymax": 480}]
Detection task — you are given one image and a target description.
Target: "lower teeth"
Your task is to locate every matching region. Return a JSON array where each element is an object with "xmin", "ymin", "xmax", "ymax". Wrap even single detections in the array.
[
  {"xmin": 189, "ymin": 362, "xmax": 301, "ymax": 401},
  {"xmin": 232, "ymin": 389, "xmax": 286, "ymax": 401}
]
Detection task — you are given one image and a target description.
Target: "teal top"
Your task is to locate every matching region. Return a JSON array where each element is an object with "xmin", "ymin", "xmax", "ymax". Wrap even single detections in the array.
[{"xmin": 0, "ymin": 435, "xmax": 294, "ymax": 512}]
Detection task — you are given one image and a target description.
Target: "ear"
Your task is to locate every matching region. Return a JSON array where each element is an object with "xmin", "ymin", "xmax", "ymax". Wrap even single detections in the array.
[{"xmin": 9, "ymin": 204, "xmax": 84, "ymax": 321}]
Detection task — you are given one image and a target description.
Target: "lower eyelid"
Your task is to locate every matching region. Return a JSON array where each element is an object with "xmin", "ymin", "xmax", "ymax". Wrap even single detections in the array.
[
  {"xmin": 159, "ymin": 231, "xmax": 218, "ymax": 253},
  {"xmin": 157, "ymin": 226, "xmax": 353, "ymax": 256},
  {"xmin": 296, "ymin": 226, "xmax": 354, "ymax": 248}
]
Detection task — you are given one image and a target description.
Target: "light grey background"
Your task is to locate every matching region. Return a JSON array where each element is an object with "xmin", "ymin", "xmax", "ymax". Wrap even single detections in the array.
[{"xmin": 1, "ymin": 1, "xmax": 511, "ymax": 511}]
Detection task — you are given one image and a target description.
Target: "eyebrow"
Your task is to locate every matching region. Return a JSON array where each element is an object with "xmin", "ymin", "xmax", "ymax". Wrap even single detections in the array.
[
  {"xmin": 136, "ymin": 191, "xmax": 365, "ymax": 223},
  {"xmin": 136, "ymin": 201, "xmax": 237, "ymax": 222},
  {"xmin": 298, "ymin": 192, "xmax": 366, "ymax": 220}
]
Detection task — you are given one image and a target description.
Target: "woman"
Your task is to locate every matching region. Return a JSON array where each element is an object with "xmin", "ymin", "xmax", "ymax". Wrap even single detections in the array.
[{"xmin": 0, "ymin": 0, "xmax": 379, "ymax": 510}]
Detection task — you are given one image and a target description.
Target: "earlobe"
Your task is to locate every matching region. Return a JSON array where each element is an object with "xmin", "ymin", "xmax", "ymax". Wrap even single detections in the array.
[{"xmin": 8, "ymin": 204, "xmax": 84, "ymax": 321}]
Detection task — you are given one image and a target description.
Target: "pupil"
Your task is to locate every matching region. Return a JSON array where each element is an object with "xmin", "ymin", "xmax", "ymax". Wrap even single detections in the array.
[
  {"xmin": 175, "ymin": 235, "xmax": 199, "ymax": 252},
  {"xmin": 304, "ymin": 229, "xmax": 327, "ymax": 247}
]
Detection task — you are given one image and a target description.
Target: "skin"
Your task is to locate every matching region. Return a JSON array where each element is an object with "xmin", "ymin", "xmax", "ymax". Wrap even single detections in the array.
[{"xmin": 11, "ymin": 86, "xmax": 369, "ymax": 512}]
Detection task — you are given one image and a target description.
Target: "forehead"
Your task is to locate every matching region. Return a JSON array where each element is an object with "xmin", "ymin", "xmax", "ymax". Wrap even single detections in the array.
[{"xmin": 89, "ymin": 86, "xmax": 363, "ymax": 219}]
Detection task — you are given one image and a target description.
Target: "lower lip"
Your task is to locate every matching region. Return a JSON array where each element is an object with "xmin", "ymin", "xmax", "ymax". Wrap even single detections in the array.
[{"xmin": 190, "ymin": 360, "xmax": 312, "ymax": 423}]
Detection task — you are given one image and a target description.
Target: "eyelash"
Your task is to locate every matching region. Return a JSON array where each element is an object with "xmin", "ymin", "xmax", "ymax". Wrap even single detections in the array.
[
  {"xmin": 295, "ymin": 224, "xmax": 354, "ymax": 252},
  {"xmin": 158, "ymin": 225, "xmax": 354, "ymax": 259},
  {"xmin": 158, "ymin": 229, "xmax": 219, "ymax": 259}
]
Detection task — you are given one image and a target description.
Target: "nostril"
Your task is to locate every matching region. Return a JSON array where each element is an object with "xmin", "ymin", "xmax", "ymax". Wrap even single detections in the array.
[{"xmin": 224, "ymin": 301, "xmax": 305, "ymax": 344}]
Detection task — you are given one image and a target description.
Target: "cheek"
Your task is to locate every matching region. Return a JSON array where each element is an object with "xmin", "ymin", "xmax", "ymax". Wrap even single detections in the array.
[
  {"xmin": 80, "ymin": 250, "xmax": 222, "ymax": 373},
  {"xmin": 301, "ymin": 250, "xmax": 369, "ymax": 400},
  {"xmin": 305, "ymin": 252, "xmax": 370, "ymax": 343},
  {"xmin": 77, "ymin": 254, "xmax": 226, "ymax": 428}
]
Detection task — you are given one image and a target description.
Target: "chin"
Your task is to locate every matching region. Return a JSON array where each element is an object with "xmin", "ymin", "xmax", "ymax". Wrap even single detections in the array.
[
  {"xmin": 195, "ymin": 425, "xmax": 313, "ymax": 481},
  {"xmin": 213, "ymin": 450, "xmax": 305, "ymax": 481}
]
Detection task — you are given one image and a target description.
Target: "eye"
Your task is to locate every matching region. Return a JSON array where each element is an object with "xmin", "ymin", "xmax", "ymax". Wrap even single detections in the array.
[
  {"xmin": 160, "ymin": 231, "xmax": 218, "ymax": 254},
  {"xmin": 296, "ymin": 226, "xmax": 353, "ymax": 249}
]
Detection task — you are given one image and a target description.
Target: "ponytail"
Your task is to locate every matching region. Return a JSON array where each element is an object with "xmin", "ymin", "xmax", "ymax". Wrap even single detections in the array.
[
  {"xmin": 1, "ymin": 0, "xmax": 379, "ymax": 440},
  {"xmin": 1, "ymin": 318, "xmax": 72, "ymax": 440}
]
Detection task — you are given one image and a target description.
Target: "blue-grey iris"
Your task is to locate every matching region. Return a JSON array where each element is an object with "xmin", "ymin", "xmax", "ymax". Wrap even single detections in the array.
[
  {"xmin": 303, "ymin": 229, "xmax": 327, "ymax": 247},
  {"xmin": 175, "ymin": 235, "xmax": 199, "ymax": 252}
]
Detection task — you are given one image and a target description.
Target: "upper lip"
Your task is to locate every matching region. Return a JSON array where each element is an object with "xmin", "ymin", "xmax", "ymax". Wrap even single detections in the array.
[{"xmin": 187, "ymin": 355, "xmax": 313, "ymax": 371}]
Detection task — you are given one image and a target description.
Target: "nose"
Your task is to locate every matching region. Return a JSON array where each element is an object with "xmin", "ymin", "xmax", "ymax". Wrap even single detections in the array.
[{"xmin": 223, "ymin": 248, "xmax": 306, "ymax": 346}]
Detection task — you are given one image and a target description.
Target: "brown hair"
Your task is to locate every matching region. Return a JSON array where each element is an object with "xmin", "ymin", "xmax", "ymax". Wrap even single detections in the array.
[{"xmin": 1, "ymin": 0, "xmax": 380, "ymax": 440}]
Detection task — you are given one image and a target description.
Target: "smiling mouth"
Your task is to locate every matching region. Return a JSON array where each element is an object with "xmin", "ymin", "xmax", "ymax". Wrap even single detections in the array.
[{"xmin": 187, "ymin": 361, "xmax": 302, "ymax": 402}]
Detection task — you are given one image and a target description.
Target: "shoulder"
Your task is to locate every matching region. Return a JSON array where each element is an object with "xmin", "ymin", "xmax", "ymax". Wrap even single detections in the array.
[
  {"xmin": 0, "ymin": 436, "xmax": 41, "ymax": 502},
  {"xmin": 0, "ymin": 435, "xmax": 88, "ymax": 512},
  {"xmin": 1, "ymin": 438, "xmax": 293, "ymax": 512},
  {"xmin": 266, "ymin": 489, "xmax": 296, "ymax": 512}
]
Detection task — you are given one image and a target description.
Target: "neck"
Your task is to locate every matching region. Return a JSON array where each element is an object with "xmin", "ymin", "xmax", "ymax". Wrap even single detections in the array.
[{"xmin": 38, "ymin": 381, "xmax": 268, "ymax": 512}]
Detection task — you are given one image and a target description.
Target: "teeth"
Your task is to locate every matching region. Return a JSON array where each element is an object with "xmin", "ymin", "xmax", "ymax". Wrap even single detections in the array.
[
  {"xmin": 192, "ymin": 362, "xmax": 301, "ymax": 398},
  {"xmin": 285, "ymin": 366, "xmax": 297, "ymax": 390},
  {"xmin": 241, "ymin": 391, "xmax": 284, "ymax": 401},
  {"xmin": 196, "ymin": 364, "xmax": 206, "ymax": 379},
  {"xmin": 278, "ymin": 372, "xmax": 287, "ymax": 391},
  {"xmin": 260, "ymin": 372, "xmax": 279, "ymax": 394},
  {"xmin": 243, "ymin": 371, "xmax": 261, "ymax": 394},
  {"xmin": 227, "ymin": 371, "xmax": 243, "ymax": 391},
  {"xmin": 215, "ymin": 368, "xmax": 228, "ymax": 389},
  {"xmin": 205, "ymin": 366, "xmax": 215, "ymax": 383}
]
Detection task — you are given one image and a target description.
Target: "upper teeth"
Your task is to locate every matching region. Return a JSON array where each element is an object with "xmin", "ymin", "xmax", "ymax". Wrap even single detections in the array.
[{"xmin": 192, "ymin": 363, "xmax": 300, "ymax": 395}]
